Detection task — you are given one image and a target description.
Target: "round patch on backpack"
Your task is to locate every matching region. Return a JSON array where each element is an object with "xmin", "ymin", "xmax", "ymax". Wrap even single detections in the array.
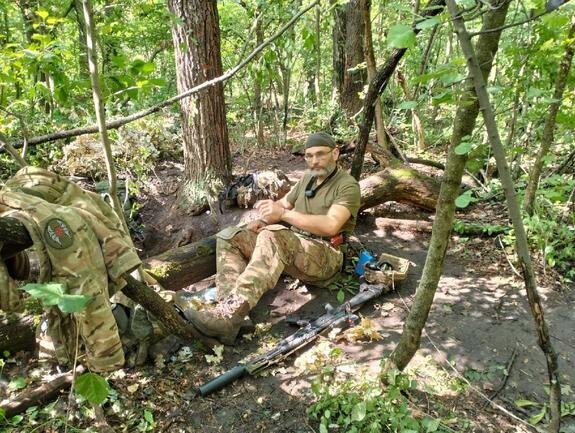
[{"xmin": 44, "ymin": 218, "xmax": 74, "ymax": 249}]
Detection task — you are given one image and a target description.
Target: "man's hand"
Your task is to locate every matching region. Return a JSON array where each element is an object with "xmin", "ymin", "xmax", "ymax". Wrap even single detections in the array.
[{"xmin": 254, "ymin": 199, "xmax": 284, "ymax": 224}]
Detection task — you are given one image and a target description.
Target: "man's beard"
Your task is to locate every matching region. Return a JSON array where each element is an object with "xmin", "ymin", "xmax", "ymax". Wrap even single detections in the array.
[{"xmin": 306, "ymin": 162, "xmax": 336, "ymax": 178}]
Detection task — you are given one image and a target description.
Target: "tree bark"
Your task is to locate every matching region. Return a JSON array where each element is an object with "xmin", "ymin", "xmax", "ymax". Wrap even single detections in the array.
[
  {"xmin": 340, "ymin": 0, "xmax": 366, "ymax": 118},
  {"xmin": 350, "ymin": 0, "xmax": 446, "ymax": 181},
  {"xmin": 143, "ymin": 236, "xmax": 217, "ymax": 290},
  {"xmin": 523, "ymin": 22, "xmax": 575, "ymax": 216},
  {"xmin": 331, "ymin": 2, "xmax": 346, "ymax": 104},
  {"xmin": 82, "ymin": 0, "xmax": 127, "ymax": 230},
  {"xmin": 386, "ymin": 0, "xmax": 511, "ymax": 372},
  {"xmin": 167, "ymin": 0, "xmax": 231, "ymax": 187},
  {"xmin": 0, "ymin": 365, "xmax": 85, "ymax": 419},
  {"xmin": 361, "ymin": 0, "xmax": 388, "ymax": 150},
  {"xmin": 359, "ymin": 164, "xmax": 439, "ymax": 211},
  {"xmin": 448, "ymin": 1, "xmax": 562, "ymax": 430}
]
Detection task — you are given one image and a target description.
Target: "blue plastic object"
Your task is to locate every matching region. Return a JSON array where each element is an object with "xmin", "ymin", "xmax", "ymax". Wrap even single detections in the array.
[{"xmin": 355, "ymin": 250, "xmax": 376, "ymax": 276}]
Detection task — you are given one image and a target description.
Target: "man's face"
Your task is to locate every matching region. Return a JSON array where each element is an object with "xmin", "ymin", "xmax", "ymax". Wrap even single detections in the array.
[{"xmin": 304, "ymin": 145, "xmax": 339, "ymax": 177}]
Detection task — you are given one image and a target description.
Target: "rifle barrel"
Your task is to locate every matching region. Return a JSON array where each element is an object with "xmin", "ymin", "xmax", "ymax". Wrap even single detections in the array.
[{"xmin": 197, "ymin": 364, "xmax": 248, "ymax": 396}]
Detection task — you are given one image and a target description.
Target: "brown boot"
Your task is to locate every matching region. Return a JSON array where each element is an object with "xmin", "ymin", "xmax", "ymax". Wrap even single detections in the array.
[{"xmin": 185, "ymin": 293, "xmax": 251, "ymax": 345}]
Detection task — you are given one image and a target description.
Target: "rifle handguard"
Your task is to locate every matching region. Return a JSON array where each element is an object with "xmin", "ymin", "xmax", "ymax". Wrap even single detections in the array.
[{"xmin": 197, "ymin": 364, "xmax": 247, "ymax": 396}]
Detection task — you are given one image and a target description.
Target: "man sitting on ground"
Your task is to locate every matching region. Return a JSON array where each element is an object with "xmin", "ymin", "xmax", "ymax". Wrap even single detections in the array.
[{"xmin": 187, "ymin": 132, "xmax": 361, "ymax": 344}]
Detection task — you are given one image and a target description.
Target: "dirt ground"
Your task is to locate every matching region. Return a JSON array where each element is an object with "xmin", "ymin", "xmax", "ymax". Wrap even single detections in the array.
[{"xmin": 2, "ymin": 148, "xmax": 574, "ymax": 433}]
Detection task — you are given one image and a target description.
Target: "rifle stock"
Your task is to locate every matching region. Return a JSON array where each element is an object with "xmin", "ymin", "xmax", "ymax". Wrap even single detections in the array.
[{"xmin": 196, "ymin": 283, "xmax": 386, "ymax": 396}]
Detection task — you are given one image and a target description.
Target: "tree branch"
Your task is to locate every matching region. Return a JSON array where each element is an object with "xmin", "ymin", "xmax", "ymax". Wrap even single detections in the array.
[{"xmin": 7, "ymin": 0, "xmax": 319, "ymax": 150}]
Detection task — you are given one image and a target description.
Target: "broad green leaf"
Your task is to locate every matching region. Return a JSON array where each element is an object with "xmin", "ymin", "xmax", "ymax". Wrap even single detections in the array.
[
  {"xmin": 387, "ymin": 24, "xmax": 416, "ymax": 49},
  {"xmin": 415, "ymin": 16, "xmax": 441, "ymax": 30},
  {"xmin": 0, "ymin": 407, "xmax": 4, "ymax": 420},
  {"xmin": 337, "ymin": 289, "xmax": 345, "ymax": 303},
  {"xmin": 144, "ymin": 409, "xmax": 154, "ymax": 424},
  {"xmin": 8, "ymin": 376, "xmax": 27, "ymax": 391},
  {"xmin": 58, "ymin": 294, "xmax": 92, "ymax": 313},
  {"xmin": 19, "ymin": 283, "xmax": 65, "ymax": 306},
  {"xmin": 351, "ymin": 401, "xmax": 366, "ymax": 422},
  {"xmin": 10, "ymin": 414, "xmax": 23, "ymax": 425},
  {"xmin": 75, "ymin": 373, "xmax": 110, "ymax": 405},
  {"xmin": 397, "ymin": 100, "xmax": 418, "ymax": 110},
  {"xmin": 529, "ymin": 405, "xmax": 547, "ymax": 425},
  {"xmin": 454, "ymin": 141, "xmax": 472, "ymax": 155},
  {"xmin": 140, "ymin": 62, "xmax": 156, "ymax": 74},
  {"xmin": 527, "ymin": 87, "xmax": 544, "ymax": 98},
  {"xmin": 320, "ymin": 423, "xmax": 328, "ymax": 433},
  {"xmin": 36, "ymin": 9, "xmax": 49, "ymax": 19},
  {"xmin": 455, "ymin": 192, "xmax": 474, "ymax": 208}
]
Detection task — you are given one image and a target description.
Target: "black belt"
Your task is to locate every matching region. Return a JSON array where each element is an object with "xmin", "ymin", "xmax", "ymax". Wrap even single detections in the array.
[{"xmin": 290, "ymin": 227, "xmax": 347, "ymax": 246}]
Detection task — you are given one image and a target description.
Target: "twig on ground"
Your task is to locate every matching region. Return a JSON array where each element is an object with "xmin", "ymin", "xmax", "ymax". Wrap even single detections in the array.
[
  {"xmin": 496, "ymin": 235, "xmax": 523, "ymax": 279},
  {"xmin": 486, "ymin": 346, "xmax": 518, "ymax": 404}
]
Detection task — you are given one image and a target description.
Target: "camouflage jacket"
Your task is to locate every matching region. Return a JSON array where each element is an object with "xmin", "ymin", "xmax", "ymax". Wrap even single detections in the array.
[{"xmin": 0, "ymin": 167, "xmax": 141, "ymax": 371}]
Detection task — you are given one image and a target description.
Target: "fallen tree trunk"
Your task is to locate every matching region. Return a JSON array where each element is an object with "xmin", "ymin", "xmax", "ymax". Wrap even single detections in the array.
[
  {"xmin": 375, "ymin": 217, "xmax": 433, "ymax": 233},
  {"xmin": 0, "ymin": 365, "xmax": 85, "ymax": 418},
  {"xmin": 359, "ymin": 164, "xmax": 439, "ymax": 211},
  {"xmin": 143, "ymin": 236, "xmax": 217, "ymax": 290}
]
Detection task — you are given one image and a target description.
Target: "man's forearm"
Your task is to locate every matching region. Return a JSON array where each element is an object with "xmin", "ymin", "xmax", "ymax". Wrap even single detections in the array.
[{"xmin": 280, "ymin": 209, "xmax": 341, "ymax": 237}]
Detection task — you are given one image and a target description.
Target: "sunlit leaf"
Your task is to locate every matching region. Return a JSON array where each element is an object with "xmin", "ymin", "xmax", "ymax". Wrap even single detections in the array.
[
  {"xmin": 144, "ymin": 409, "xmax": 154, "ymax": 424},
  {"xmin": 8, "ymin": 377, "xmax": 27, "ymax": 391},
  {"xmin": 387, "ymin": 24, "xmax": 416, "ymax": 49},
  {"xmin": 351, "ymin": 401, "xmax": 366, "ymax": 422},
  {"xmin": 75, "ymin": 373, "xmax": 110, "ymax": 405},
  {"xmin": 454, "ymin": 141, "xmax": 472, "ymax": 155},
  {"xmin": 397, "ymin": 100, "xmax": 418, "ymax": 110},
  {"xmin": 455, "ymin": 191, "xmax": 474, "ymax": 208},
  {"xmin": 58, "ymin": 294, "xmax": 92, "ymax": 313},
  {"xmin": 415, "ymin": 16, "xmax": 441, "ymax": 30},
  {"xmin": 36, "ymin": 9, "xmax": 49, "ymax": 19},
  {"xmin": 19, "ymin": 283, "xmax": 65, "ymax": 306}
]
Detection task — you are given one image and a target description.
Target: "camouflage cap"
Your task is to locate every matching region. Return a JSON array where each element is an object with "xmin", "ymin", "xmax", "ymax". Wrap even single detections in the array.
[{"xmin": 305, "ymin": 132, "xmax": 336, "ymax": 150}]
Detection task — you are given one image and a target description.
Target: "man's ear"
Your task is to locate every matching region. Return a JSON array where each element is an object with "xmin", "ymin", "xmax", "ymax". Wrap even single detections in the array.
[{"xmin": 333, "ymin": 147, "xmax": 340, "ymax": 160}]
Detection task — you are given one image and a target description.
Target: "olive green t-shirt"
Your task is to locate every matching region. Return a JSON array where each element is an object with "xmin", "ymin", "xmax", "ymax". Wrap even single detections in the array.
[{"xmin": 285, "ymin": 168, "xmax": 361, "ymax": 235}]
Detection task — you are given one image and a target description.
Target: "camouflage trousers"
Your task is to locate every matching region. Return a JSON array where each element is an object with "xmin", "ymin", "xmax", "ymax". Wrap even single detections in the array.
[{"xmin": 215, "ymin": 224, "xmax": 343, "ymax": 308}]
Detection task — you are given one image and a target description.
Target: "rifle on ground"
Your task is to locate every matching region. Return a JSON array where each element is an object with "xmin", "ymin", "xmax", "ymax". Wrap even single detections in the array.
[{"xmin": 197, "ymin": 283, "xmax": 386, "ymax": 396}]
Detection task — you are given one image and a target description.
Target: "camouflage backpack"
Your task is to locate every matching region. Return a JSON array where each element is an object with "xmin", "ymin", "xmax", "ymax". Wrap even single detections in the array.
[{"xmin": 219, "ymin": 170, "xmax": 291, "ymax": 211}]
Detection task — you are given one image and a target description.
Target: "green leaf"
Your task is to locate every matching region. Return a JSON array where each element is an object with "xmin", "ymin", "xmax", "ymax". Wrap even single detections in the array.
[
  {"xmin": 387, "ymin": 24, "xmax": 416, "ymax": 49},
  {"xmin": 75, "ymin": 373, "xmax": 110, "ymax": 405},
  {"xmin": 515, "ymin": 399, "xmax": 539, "ymax": 408},
  {"xmin": 19, "ymin": 283, "xmax": 65, "ymax": 306},
  {"xmin": 351, "ymin": 401, "xmax": 367, "ymax": 422},
  {"xmin": 337, "ymin": 289, "xmax": 345, "ymax": 303},
  {"xmin": 58, "ymin": 294, "xmax": 92, "ymax": 313},
  {"xmin": 144, "ymin": 409, "xmax": 154, "ymax": 424},
  {"xmin": 36, "ymin": 9, "xmax": 49, "ymax": 19},
  {"xmin": 10, "ymin": 414, "xmax": 23, "ymax": 425},
  {"xmin": 0, "ymin": 407, "xmax": 5, "ymax": 420},
  {"xmin": 140, "ymin": 62, "xmax": 156, "ymax": 74},
  {"xmin": 320, "ymin": 423, "xmax": 328, "ymax": 433},
  {"xmin": 8, "ymin": 376, "xmax": 27, "ymax": 391},
  {"xmin": 454, "ymin": 141, "xmax": 472, "ymax": 155},
  {"xmin": 529, "ymin": 405, "xmax": 547, "ymax": 425},
  {"xmin": 415, "ymin": 16, "xmax": 441, "ymax": 30},
  {"xmin": 397, "ymin": 100, "xmax": 418, "ymax": 110},
  {"xmin": 455, "ymin": 191, "xmax": 474, "ymax": 208}
]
